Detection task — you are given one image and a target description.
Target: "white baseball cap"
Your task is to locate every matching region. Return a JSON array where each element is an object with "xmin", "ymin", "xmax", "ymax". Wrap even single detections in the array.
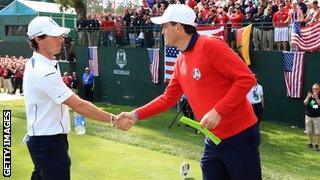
[
  {"xmin": 27, "ymin": 16, "xmax": 70, "ymax": 39},
  {"xmin": 151, "ymin": 4, "xmax": 196, "ymax": 27}
]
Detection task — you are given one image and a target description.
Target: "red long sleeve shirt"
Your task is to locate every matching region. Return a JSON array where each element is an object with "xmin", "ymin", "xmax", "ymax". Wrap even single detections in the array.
[{"xmin": 136, "ymin": 35, "xmax": 257, "ymax": 139}]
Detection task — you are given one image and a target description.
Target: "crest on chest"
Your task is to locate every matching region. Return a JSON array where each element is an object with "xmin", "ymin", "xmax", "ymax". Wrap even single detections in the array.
[{"xmin": 192, "ymin": 68, "xmax": 201, "ymax": 80}]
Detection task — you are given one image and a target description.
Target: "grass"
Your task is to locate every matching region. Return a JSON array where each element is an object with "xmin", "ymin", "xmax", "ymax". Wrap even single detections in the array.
[{"xmin": 1, "ymin": 100, "xmax": 320, "ymax": 180}]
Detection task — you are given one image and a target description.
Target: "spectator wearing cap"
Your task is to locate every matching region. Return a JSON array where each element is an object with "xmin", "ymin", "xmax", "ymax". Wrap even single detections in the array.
[
  {"xmin": 127, "ymin": 13, "xmax": 139, "ymax": 47},
  {"xmin": 24, "ymin": 16, "xmax": 131, "ymax": 180},
  {"xmin": 273, "ymin": 3, "xmax": 289, "ymax": 51},
  {"xmin": 82, "ymin": 67, "xmax": 94, "ymax": 102},
  {"xmin": 62, "ymin": 71, "xmax": 72, "ymax": 88}
]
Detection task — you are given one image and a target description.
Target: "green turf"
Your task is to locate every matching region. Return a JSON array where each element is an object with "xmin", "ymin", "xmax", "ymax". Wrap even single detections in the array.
[{"xmin": 1, "ymin": 100, "xmax": 320, "ymax": 180}]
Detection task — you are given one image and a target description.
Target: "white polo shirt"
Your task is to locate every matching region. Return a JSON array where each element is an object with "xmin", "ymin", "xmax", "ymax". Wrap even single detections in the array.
[
  {"xmin": 23, "ymin": 52, "xmax": 73, "ymax": 136},
  {"xmin": 247, "ymin": 84, "xmax": 263, "ymax": 105}
]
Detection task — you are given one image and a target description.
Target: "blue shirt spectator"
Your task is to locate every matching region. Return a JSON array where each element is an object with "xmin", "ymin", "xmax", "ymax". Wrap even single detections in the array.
[{"xmin": 82, "ymin": 69, "xmax": 94, "ymax": 85}]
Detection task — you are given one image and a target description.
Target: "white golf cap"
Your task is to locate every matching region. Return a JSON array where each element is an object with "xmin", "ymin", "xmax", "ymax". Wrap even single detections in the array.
[
  {"xmin": 151, "ymin": 4, "xmax": 196, "ymax": 27},
  {"xmin": 27, "ymin": 16, "xmax": 70, "ymax": 39}
]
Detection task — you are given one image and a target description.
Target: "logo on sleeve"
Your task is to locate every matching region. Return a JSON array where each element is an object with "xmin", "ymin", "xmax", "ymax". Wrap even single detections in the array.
[{"xmin": 193, "ymin": 68, "xmax": 201, "ymax": 80}]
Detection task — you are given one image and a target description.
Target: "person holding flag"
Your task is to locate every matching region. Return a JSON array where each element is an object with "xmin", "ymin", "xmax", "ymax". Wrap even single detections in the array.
[{"xmin": 117, "ymin": 4, "xmax": 261, "ymax": 179}]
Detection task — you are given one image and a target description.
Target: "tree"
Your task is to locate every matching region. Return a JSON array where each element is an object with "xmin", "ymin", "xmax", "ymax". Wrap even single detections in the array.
[
  {"xmin": 87, "ymin": 0, "xmax": 104, "ymax": 15},
  {"xmin": 104, "ymin": 0, "xmax": 114, "ymax": 13},
  {"xmin": 54, "ymin": 0, "xmax": 86, "ymax": 19}
]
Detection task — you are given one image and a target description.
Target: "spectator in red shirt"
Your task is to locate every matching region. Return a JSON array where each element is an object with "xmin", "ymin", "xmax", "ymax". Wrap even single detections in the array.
[
  {"xmin": 201, "ymin": 3, "xmax": 212, "ymax": 19},
  {"xmin": 215, "ymin": 7, "xmax": 230, "ymax": 41},
  {"xmin": 273, "ymin": 4, "xmax": 289, "ymax": 51},
  {"xmin": 62, "ymin": 71, "xmax": 72, "ymax": 88},
  {"xmin": 283, "ymin": 0, "xmax": 292, "ymax": 14},
  {"xmin": 186, "ymin": 0, "xmax": 197, "ymax": 10},
  {"xmin": 3, "ymin": 64, "xmax": 14, "ymax": 94},
  {"xmin": 100, "ymin": 16, "xmax": 115, "ymax": 47},
  {"xmin": 115, "ymin": 18, "xmax": 124, "ymax": 47},
  {"xmin": 117, "ymin": 4, "xmax": 260, "ymax": 179},
  {"xmin": 230, "ymin": 6, "xmax": 244, "ymax": 49}
]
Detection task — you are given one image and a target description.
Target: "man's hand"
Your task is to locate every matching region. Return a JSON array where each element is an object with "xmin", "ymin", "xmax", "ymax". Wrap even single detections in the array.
[
  {"xmin": 113, "ymin": 112, "xmax": 135, "ymax": 131},
  {"xmin": 200, "ymin": 108, "xmax": 221, "ymax": 130}
]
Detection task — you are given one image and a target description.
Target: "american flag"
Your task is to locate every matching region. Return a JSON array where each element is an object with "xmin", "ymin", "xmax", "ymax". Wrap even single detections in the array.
[
  {"xmin": 283, "ymin": 51, "xmax": 305, "ymax": 98},
  {"xmin": 164, "ymin": 25, "xmax": 224, "ymax": 82},
  {"xmin": 291, "ymin": 22, "xmax": 320, "ymax": 51},
  {"xmin": 88, "ymin": 46, "xmax": 99, "ymax": 76},
  {"xmin": 197, "ymin": 25, "xmax": 224, "ymax": 38},
  {"xmin": 164, "ymin": 46, "xmax": 179, "ymax": 82},
  {"xmin": 147, "ymin": 48, "xmax": 160, "ymax": 83}
]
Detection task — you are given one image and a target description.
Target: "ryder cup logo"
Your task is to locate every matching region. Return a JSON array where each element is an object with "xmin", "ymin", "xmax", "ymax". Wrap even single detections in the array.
[
  {"xmin": 116, "ymin": 49, "xmax": 127, "ymax": 68},
  {"xmin": 193, "ymin": 68, "xmax": 201, "ymax": 80}
]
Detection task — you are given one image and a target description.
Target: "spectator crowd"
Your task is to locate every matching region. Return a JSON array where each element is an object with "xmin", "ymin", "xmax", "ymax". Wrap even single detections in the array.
[
  {"xmin": 0, "ymin": 55, "xmax": 84, "ymax": 98},
  {"xmin": 75, "ymin": 0, "xmax": 320, "ymax": 51},
  {"xmin": 0, "ymin": 55, "xmax": 26, "ymax": 95}
]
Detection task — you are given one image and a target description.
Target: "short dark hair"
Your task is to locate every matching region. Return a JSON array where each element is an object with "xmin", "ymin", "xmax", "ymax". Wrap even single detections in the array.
[
  {"xmin": 28, "ymin": 34, "xmax": 47, "ymax": 50},
  {"xmin": 169, "ymin": 22, "xmax": 196, "ymax": 35},
  {"xmin": 313, "ymin": 0, "xmax": 318, "ymax": 5}
]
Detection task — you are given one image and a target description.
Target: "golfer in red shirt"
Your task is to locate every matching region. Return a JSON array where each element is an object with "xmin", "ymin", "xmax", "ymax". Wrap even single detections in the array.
[{"xmin": 120, "ymin": 4, "xmax": 261, "ymax": 179}]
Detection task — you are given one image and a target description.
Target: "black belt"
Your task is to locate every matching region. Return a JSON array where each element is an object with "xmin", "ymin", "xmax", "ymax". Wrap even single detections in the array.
[{"xmin": 28, "ymin": 134, "xmax": 67, "ymax": 139}]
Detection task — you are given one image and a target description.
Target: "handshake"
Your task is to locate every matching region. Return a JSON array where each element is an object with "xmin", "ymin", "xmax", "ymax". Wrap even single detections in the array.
[{"xmin": 111, "ymin": 112, "xmax": 136, "ymax": 131}]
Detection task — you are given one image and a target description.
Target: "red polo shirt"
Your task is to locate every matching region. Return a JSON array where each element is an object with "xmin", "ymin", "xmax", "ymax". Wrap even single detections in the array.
[
  {"xmin": 273, "ymin": 11, "xmax": 289, "ymax": 27},
  {"xmin": 135, "ymin": 35, "xmax": 257, "ymax": 139}
]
